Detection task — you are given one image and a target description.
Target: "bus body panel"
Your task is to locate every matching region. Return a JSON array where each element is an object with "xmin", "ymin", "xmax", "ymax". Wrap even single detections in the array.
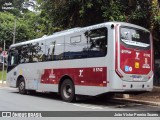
[
  {"xmin": 114, "ymin": 23, "xmax": 153, "ymax": 86},
  {"xmin": 6, "ymin": 22, "xmax": 153, "ymax": 97},
  {"xmin": 109, "ymin": 71, "xmax": 153, "ymax": 92}
]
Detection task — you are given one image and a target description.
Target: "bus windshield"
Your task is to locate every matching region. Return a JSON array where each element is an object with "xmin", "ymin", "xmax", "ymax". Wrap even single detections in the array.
[{"xmin": 120, "ymin": 27, "xmax": 150, "ymax": 49}]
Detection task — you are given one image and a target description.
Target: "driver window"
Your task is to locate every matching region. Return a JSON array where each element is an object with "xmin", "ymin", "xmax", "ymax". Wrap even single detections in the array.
[
  {"xmin": 11, "ymin": 56, "xmax": 15, "ymax": 65},
  {"xmin": 9, "ymin": 51, "xmax": 18, "ymax": 66}
]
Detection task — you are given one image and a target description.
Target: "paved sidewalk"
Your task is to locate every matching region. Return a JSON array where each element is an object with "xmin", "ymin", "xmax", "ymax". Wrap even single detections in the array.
[{"xmin": 117, "ymin": 86, "xmax": 160, "ymax": 106}]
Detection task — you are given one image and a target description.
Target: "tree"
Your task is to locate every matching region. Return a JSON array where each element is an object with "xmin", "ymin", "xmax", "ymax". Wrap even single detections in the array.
[
  {"xmin": 0, "ymin": 12, "xmax": 15, "ymax": 49},
  {"xmin": 0, "ymin": 0, "xmax": 47, "ymax": 49},
  {"xmin": 37, "ymin": 0, "xmax": 158, "ymax": 32},
  {"xmin": 150, "ymin": 0, "xmax": 160, "ymax": 58},
  {"xmin": 0, "ymin": 11, "xmax": 44, "ymax": 49}
]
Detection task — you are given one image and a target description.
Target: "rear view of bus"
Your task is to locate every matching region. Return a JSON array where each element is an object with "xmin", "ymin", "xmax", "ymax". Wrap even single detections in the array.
[{"xmin": 112, "ymin": 23, "xmax": 153, "ymax": 92}]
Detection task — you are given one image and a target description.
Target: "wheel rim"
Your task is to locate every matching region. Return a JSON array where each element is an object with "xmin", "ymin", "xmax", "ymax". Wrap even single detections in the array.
[
  {"xmin": 63, "ymin": 84, "xmax": 72, "ymax": 99},
  {"xmin": 19, "ymin": 82, "xmax": 25, "ymax": 92}
]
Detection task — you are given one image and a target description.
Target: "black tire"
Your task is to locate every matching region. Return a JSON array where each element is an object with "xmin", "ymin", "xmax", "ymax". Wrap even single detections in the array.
[
  {"xmin": 18, "ymin": 78, "xmax": 26, "ymax": 94},
  {"xmin": 60, "ymin": 79, "xmax": 75, "ymax": 102}
]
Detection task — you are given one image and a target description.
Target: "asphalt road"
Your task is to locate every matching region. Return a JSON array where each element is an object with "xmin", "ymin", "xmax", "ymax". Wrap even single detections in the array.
[{"xmin": 0, "ymin": 87, "xmax": 160, "ymax": 120}]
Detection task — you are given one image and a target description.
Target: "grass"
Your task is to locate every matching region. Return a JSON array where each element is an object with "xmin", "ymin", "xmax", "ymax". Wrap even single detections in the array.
[{"xmin": 0, "ymin": 70, "xmax": 6, "ymax": 80}]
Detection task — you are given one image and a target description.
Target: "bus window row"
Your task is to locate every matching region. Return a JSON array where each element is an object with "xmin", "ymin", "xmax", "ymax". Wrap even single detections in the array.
[{"xmin": 8, "ymin": 27, "xmax": 108, "ymax": 65}]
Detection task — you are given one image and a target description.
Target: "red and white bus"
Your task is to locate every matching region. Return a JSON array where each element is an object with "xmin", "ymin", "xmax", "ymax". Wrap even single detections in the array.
[{"xmin": 7, "ymin": 22, "xmax": 154, "ymax": 102}]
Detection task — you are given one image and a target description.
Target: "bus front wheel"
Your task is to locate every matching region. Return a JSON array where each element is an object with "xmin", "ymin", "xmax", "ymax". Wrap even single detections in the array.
[
  {"xmin": 60, "ymin": 79, "xmax": 75, "ymax": 102},
  {"xmin": 18, "ymin": 78, "xmax": 26, "ymax": 94}
]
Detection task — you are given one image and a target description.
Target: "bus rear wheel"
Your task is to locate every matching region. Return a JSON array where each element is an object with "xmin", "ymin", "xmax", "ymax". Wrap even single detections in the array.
[
  {"xmin": 18, "ymin": 78, "xmax": 26, "ymax": 94},
  {"xmin": 60, "ymin": 79, "xmax": 75, "ymax": 102}
]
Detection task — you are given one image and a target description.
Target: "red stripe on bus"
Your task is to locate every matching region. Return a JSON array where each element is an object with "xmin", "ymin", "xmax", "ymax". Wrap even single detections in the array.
[{"xmin": 41, "ymin": 67, "xmax": 107, "ymax": 87}]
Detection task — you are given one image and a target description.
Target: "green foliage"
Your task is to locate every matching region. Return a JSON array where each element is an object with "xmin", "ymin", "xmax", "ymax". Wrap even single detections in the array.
[
  {"xmin": 0, "ymin": 0, "xmax": 46, "ymax": 49},
  {"xmin": 0, "ymin": 11, "xmax": 44, "ymax": 49},
  {"xmin": 0, "ymin": 12, "xmax": 15, "ymax": 48},
  {"xmin": 0, "ymin": 70, "xmax": 6, "ymax": 80},
  {"xmin": 102, "ymin": 0, "xmax": 127, "ymax": 21},
  {"xmin": 37, "ymin": 0, "xmax": 159, "ymax": 34}
]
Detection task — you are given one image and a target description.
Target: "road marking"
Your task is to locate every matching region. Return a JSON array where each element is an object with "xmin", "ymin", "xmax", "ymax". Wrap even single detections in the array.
[
  {"xmin": 72, "ymin": 104, "xmax": 103, "ymax": 110},
  {"xmin": 0, "ymin": 87, "xmax": 15, "ymax": 90}
]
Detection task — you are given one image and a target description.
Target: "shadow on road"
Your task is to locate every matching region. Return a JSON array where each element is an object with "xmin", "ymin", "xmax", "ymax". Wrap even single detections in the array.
[
  {"xmin": 12, "ymin": 91, "xmax": 62, "ymax": 101},
  {"xmin": 11, "ymin": 90, "xmax": 160, "ymax": 111}
]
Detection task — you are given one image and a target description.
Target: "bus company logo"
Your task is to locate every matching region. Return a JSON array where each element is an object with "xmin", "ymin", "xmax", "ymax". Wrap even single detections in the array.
[
  {"xmin": 125, "ymin": 66, "xmax": 132, "ymax": 72},
  {"xmin": 135, "ymin": 62, "xmax": 140, "ymax": 68},
  {"xmin": 135, "ymin": 52, "xmax": 140, "ymax": 60},
  {"xmin": 79, "ymin": 70, "xmax": 83, "ymax": 77},
  {"xmin": 121, "ymin": 50, "xmax": 131, "ymax": 54},
  {"xmin": 49, "ymin": 69, "xmax": 56, "ymax": 78}
]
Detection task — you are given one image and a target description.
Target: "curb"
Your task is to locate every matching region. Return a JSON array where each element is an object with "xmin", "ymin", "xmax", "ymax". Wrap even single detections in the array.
[{"xmin": 114, "ymin": 98, "xmax": 160, "ymax": 106}]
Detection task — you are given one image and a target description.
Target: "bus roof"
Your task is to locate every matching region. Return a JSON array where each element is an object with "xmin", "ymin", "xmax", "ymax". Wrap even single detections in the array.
[{"xmin": 10, "ymin": 22, "xmax": 149, "ymax": 48}]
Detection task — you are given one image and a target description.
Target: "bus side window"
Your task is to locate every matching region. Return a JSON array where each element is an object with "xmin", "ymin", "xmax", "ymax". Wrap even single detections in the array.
[
  {"xmin": 86, "ymin": 27, "xmax": 108, "ymax": 58},
  {"xmin": 32, "ymin": 42, "xmax": 46, "ymax": 62},
  {"xmin": 65, "ymin": 35, "xmax": 88, "ymax": 59},
  {"xmin": 11, "ymin": 56, "xmax": 15, "ymax": 65},
  {"xmin": 46, "ymin": 38, "xmax": 65, "ymax": 61}
]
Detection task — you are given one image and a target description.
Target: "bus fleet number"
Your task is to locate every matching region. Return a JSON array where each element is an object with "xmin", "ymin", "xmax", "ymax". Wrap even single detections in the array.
[{"xmin": 93, "ymin": 68, "xmax": 103, "ymax": 72}]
